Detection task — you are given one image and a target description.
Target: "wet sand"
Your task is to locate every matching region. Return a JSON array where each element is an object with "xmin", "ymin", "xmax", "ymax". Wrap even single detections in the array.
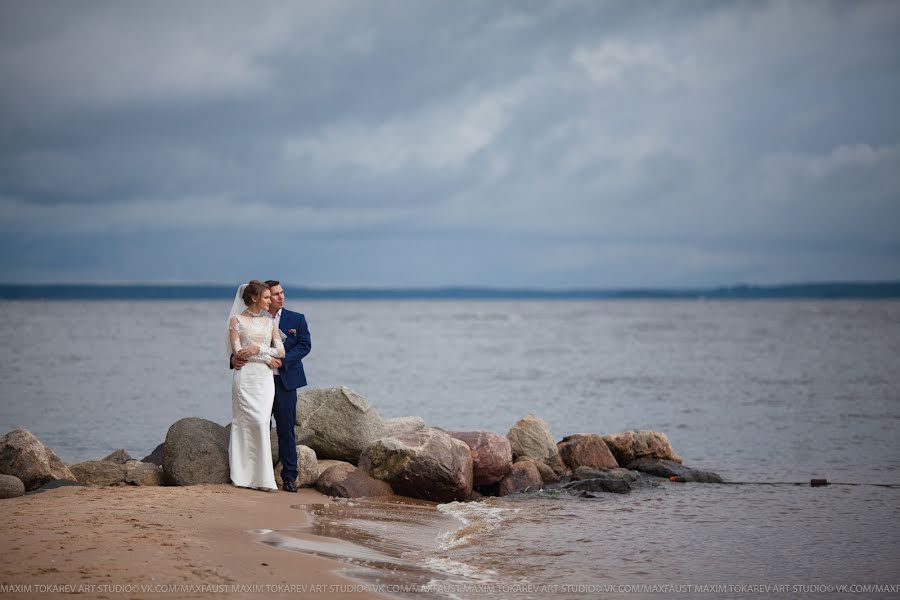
[{"xmin": 0, "ymin": 484, "xmax": 390, "ymax": 599}]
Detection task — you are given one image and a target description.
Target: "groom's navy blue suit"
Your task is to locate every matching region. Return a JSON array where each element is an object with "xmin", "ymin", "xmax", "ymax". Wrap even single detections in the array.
[{"xmin": 273, "ymin": 308, "xmax": 311, "ymax": 484}]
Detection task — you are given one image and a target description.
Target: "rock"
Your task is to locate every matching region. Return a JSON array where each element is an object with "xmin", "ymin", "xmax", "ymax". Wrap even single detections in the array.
[
  {"xmin": 384, "ymin": 416, "xmax": 426, "ymax": 436},
  {"xmin": 570, "ymin": 466, "xmax": 639, "ymax": 482},
  {"xmin": 316, "ymin": 464, "xmax": 394, "ymax": 498},
  {"xmin": 449, "ymin": 431, "xmax": 513, "ymax": 486},
  {"xmin": 32, "ymin": 479, "xmax": 84, "ymax": 492},
  {"xmin": 359, "ymin": 428, "xmax": 473, "ymax": 503},
  {"xmin": 317, "ymin": 459, "xmax": 354, "ymax": 474},
  {"xmin": 557, "ymin": 434, "xmax": 619, "ymax": 470},
  {"xmin": 563, "ymin": 477, "xmax": 632, "ymax": 494},
  {"xmin": 0, "ymin": 428, "xmax": 76, "ymax": 491},
  {"xmin": 297, "ymin": 387, "xmax": 388, "ymax": 463},
  {"xmin": 601, "ymin": 430, "xmax": 682, "ymax": 465},
  {"xmin": 276, "ymin": 445, "xmax": 319, "ymax": 488},
  {"xmin": 498, "ymin": 461, "xmax": 543, "ymax": 496},
  {"xmin": 296, "ymin": 445, "xmax": 319, "ymax": 487},
  {"xmin": 162, "ymin": 418, "xmax": 230, "ymax": 486},
  {"xmin": 506, "ymin": 415, "xmax": 566, "ymax": 474},
  {"xmin": 0, "ymin": 474, "xmax": 25, "ymax": 499},
  {"xmin": 101, "ymin": 449, "xmax": 133, "ymax": 464},
  {"xmin": 124, "ymin": 461, "xmax": 163, "ymax": 486},
  {"xmin": 141, "ymin": 443, "xmax": 165, "ymax": 466},
  {"xmin": 515, "ymin": 456, "xmax": 560, "ymax": 485},
  {"xmin": 69, "ymin": 461, "xmax": 127, "ymax": 486},
  {"xmin": 626, "ymin": 458, "xmax": 723, "ymax": 483},
  {"xmin": 270, "ymin": 428, "xmax": 280, "ymax": 467}
]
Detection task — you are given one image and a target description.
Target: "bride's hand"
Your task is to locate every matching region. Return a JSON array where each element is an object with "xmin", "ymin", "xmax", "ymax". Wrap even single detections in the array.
[{"xmin": 236, "ymin": 345, "xmax": 259, "ymax": 359}]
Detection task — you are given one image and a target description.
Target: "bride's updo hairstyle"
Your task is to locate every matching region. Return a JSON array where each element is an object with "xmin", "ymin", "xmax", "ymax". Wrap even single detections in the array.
[{"xmin": 242, "ymin": 280, "xmax": 268, "ymax": 307}]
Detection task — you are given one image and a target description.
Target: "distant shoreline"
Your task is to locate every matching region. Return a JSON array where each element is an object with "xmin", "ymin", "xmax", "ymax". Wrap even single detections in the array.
[{"xmin": 1, "ymin": 281, "xmax": 899, "ymax": 300}]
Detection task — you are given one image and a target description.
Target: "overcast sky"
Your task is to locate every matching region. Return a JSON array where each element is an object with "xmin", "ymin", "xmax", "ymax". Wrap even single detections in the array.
[{"xmin": 1, "ymin": 1, "xmax": 898, "ymax": 288}]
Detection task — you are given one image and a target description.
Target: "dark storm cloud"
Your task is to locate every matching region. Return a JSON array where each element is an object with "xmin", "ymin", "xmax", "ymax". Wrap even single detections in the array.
[{"xmin": 1, "ymin": 0, "xmax": 898, "ymax": 285}]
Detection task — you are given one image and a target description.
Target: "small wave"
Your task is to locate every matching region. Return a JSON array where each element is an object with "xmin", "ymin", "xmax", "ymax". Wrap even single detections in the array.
[
  {"xmin": 422, "ymin": 558, "xmax": 497, "ymax": 582},
  {"xmin": 436, "ymin": 501, "xmax": 519, "ymax": 550}
]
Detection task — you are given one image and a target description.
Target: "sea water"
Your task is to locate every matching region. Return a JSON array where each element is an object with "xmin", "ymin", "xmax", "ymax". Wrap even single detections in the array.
[{"xmin": 1, "ymin": 299, "xmax": 898, "ymax": 597}]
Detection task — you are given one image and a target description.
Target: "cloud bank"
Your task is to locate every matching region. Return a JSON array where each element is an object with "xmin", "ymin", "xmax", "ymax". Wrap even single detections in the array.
[{"xmin": 1, "ymin": 0, "xmax": 898, "ymax": 286}]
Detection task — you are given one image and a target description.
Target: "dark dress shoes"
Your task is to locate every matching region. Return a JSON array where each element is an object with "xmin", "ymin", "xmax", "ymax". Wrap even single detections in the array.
[{"xmin": 282, "ymin": 479, "xmax": 298, "ymax": 492}]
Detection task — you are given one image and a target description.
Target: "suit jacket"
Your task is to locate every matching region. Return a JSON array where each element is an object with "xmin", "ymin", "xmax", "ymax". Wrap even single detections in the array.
[{"xmin": 276, "ymin": 308, "xmax": 311, "ymax": 391}]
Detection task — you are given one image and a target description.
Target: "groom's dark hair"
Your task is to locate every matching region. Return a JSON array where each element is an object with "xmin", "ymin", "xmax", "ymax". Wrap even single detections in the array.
[{"xmin": 265, "ymin": 280, "xmax": 280, "ymax": 288}]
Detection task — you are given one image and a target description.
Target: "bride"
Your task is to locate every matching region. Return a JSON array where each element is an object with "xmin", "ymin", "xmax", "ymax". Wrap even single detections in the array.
[{"xmin": 226, "ymin": 280, "xmax": 285, "ymax": 490}]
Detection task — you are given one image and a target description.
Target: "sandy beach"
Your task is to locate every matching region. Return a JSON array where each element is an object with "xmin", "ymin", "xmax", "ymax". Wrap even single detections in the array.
[{"xmin": 0, "ymin": 484, "xmax": 390, "ymax": 599}]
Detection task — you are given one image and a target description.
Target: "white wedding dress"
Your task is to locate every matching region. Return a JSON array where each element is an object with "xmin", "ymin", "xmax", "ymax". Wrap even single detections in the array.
[{"xmin": 228, "ymin": 311, "xmax": 285, "ymax": 490}]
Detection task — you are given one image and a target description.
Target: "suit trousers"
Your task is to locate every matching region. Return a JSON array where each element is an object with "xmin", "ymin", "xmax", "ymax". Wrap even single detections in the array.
[{"xmin": 273, "ymin": 375, "xmax": 298, "ymax": 483}]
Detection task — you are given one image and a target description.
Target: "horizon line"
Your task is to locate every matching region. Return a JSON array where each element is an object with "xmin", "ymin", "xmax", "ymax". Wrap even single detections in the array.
[{"xmin": 2, "ymin": 280, "xmax": 899, "ymax": 300}]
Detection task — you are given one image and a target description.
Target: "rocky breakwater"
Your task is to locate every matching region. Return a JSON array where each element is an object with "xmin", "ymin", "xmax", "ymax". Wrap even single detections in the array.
[
  {"xmin": 0, "ymin": 386, "xmax": 723, "ymax": 502},
  {"xmin": 0, "ymin": 429, "xmax": 164, "ymax": 495}
]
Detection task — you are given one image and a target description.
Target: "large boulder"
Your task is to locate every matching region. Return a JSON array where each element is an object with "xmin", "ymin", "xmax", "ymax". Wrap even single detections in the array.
[
  {"xmin": 162, "ymin": 418, "xmax": 230, "ymax": 486},
  {"xmin": 69, "ymin": 461, "xmax": 127, "ymax": 486},
  {"xmin": 627, "ymin": 458, "xmax": 723, "ymax": 483},
  {"xmin": 0, "ymin": 428, "xmax": 75, "ymax": 491},
  {"xmin": 506, "ymin": 415, "xmax": 566, "ymax": 474},
  {"xmin": 0, "ymin": 474, "xmax": 25, "ymax": 499},
  {"xmin": 449, "ymin": 431, "xmax": 512, "ymax": 486},
  {"xmin": 124, "ymin": 461, "xmax": 163, "ymax": 486},
  {"xmin": 297, "ymin": 387, "xmax": 388, "ymax": 463},
  {"xmin": 498, "ymin": 461, "xmax": 543, "ymax": 496},
  {"xmin": 384, "ymin": 416, "xmax": 426, "ymax": 437},
  {"xmin": 359, "ymin": 428, "xmax": 473, "ymax": 503},
  {"xmin": 557, "ymin": 434, "xmax": 619, "ymax": 470},
  {"xmin": 316, "ymin": 464, "xmax": 394, "ymax": 498},
  {"xmin": 601, "ymin": 430, "xmax": 682, "ymax": 465}
]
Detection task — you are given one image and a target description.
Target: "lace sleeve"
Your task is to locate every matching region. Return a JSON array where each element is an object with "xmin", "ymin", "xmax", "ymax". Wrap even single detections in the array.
[
  {"xmin": 229, "ymin": 316, "xmax": 242, "ymax": 354},
  {"xmin": 257, "ymin": 320, "xmax": 286, "ymax": 359}
]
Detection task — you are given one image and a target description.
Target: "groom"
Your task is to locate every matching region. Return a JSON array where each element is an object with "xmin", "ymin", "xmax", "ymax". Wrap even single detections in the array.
[{"xmin": 231, "ymin": 280, "xmax": 311, "ymax": 492}]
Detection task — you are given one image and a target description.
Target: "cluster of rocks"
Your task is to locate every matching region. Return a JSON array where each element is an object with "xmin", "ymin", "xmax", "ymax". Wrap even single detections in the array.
[{"xmin": 0, "ymin": 385, "xmax": 721, "ymax": 502}]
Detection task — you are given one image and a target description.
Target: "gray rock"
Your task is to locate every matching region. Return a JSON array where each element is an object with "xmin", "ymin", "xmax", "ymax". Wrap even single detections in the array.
[
  {"xmin": 101, "ymin": 449, "xmax": 133, "ymax": 464},
  {"xmin": 506, "ymin": 415, "xmax": 566, "ymax": 474},
  {"xmin": 557, "ymin": 434, "xmax": 619, "ymax": 470},
  {"xmin": 276, "ymin": 445, "xmax": 319, "ymax": 488},
  {"xmin": 450, "ymin": 431, "xmax": 513, "ymax": 486},
  {"xmin": 627, "ymin": 458, "xmax": 723, "ymax": 483},
  {"xmin": 570, "ymin": 466, "xmax": 640, "ymax": 482},
  {"xmin": 124, "ymin": 461, "xmax": 163, "ymax": 486},
  {"xmin": 141, "ymin": 443, "xmax": 165, "ymax": 466},
  {"xmin": 359, "ymin": 428, "xmax": 473, "ymax": 503},
  {"xmin": 563, "ymin": 477, "xmax": 632, "ymax": 494},
  {"xmin": 30, "ymin": 479, "xmax": 84, "ymax": 493},
  {"xmin": 601, "ymin": 430, "xmax": 683, "ymax": 465},
  {"xmin": 0, "ymin": 474, "xmax": 25, "ymax": 499},
  {"xmin": 162, "ymin": 418, "xmax": 230, "ymax": 486},
  {"xmin": 0, "ymin": 428, "xmax": 76, "ymax": 491},
  {"xmin": 498, "ymin": 461, "xmax": 543, "ymax": 496},
  {"xmin": 384, "ymin": 416, "xmax": 426, "ymax": 437},
  {"xmin": 69, "ymin": 461, "xmax": 127, "ymax": 486},
  {"xmin": 297, "ymin": 387, "xmax": 388, "ymax": 463},
  {"xmin": 316, "ymin": 464, "xmax": 394, "ymax": 498},
  {"xmin": 296, "ymin": 445, "xmax": 319, "ymax": 487}
]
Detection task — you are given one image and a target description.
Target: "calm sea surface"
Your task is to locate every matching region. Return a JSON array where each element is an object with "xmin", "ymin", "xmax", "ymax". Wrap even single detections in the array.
[{"xmin": 1, "ymin": 299, "xmax": 899, "ymax": 597}]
